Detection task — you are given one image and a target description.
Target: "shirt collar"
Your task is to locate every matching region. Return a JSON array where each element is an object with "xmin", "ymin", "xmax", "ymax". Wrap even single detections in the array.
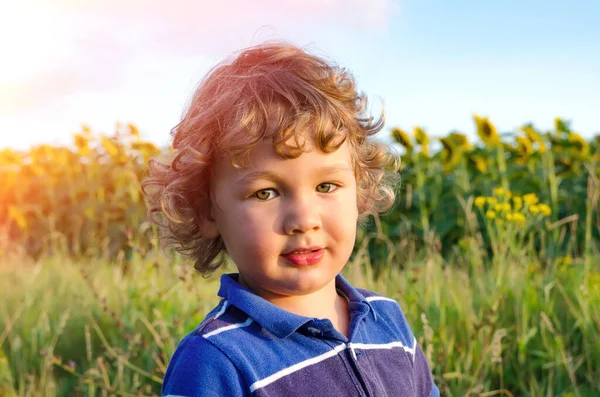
[
  {"xmin": 217, "ymin": 273, "xmax": 375, "ymax": 339},
  {"xmin": 334, "ymin": 273, "xmax": 375, "ymax": 311}
]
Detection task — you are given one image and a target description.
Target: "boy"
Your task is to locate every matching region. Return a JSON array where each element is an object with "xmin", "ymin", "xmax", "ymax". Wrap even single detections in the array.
[{"xmin": 143, "ymin": 42, "xmax": 439, "ymax": 396}]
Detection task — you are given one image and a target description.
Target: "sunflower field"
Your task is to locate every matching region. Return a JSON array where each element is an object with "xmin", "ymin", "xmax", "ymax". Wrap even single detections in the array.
[
  {"xmin": 0, "ymin": 122, "xmax": 161, "ymax": 262},
  {"xmin": 0, "ymin": 116, "xmax": 599, "ymax": 396},
  {"xmin": 380, "ymin": 115, "xmax": 600, "ymax": 270}
]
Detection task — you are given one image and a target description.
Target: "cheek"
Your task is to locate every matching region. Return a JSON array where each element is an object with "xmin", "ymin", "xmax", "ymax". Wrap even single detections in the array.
[
  {"xmin": 326, "ymin": 191, "xmax": 358, "ymax": 234},
  {"xmin": 220, "ymin": 204, "xmax": 278, "ymax": 251}
]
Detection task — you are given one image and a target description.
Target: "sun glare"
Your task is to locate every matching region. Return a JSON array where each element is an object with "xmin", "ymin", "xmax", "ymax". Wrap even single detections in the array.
[{"xmin": 0, "ymin": 1, "xmax": 68, "ymax": 80}]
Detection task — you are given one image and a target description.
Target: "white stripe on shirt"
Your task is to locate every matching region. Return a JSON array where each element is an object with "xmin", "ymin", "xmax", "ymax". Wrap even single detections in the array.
[
  {"xmin": 213, "ymin": 300, "xmax": 229, "ymax": 319},
  {"xmin": 250, "ymin": 343, "xmax": 347, "ymax": 392},
  {"xmin": 365, "ymin": 296, "xmax": 398, "ymax": 303},
  {"xmin": 203, "ymin": 318, "xmax": 253, "ymax": 338},
  {"xmin": 349, "ymin": 340, "xmax": 415, "ymax": 357}
]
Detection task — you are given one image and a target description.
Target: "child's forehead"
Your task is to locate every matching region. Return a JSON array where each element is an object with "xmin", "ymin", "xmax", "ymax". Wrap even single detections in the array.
[
  {"xmin": 226, "ymin": 133, "xmax": 338, "ymax": 169},
  {"xmin": 221, "ymin": 114, "xmax": 351, "ymax": 167}
]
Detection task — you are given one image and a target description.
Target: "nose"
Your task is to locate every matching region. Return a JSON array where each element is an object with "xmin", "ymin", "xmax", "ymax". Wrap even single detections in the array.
[{"xmin": 283, "ymin": 194, "xmax": 321, "ymax": 235}]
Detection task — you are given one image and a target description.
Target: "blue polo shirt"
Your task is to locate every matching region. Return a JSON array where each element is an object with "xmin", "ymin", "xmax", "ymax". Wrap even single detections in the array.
[{"xmin": 163, "ymin": 273, "xmax": 439, "ymax": 397}]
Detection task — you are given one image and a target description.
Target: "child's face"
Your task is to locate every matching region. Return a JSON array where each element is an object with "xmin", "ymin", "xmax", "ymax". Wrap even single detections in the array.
[{"xmin": 207, "ymin": 135, "xmax": 359, "ymax": 301}]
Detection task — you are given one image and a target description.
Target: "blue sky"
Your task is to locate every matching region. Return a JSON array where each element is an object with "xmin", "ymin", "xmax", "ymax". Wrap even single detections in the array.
[{"xmin": 1, "ymin": 0, "xmax": 598, "ymax": 150}]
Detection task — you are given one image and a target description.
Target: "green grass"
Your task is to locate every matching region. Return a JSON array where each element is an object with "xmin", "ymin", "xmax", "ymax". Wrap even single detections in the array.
[{"xmin": 1, "ymin": 245, "xmax": 598, "ymax": 397}]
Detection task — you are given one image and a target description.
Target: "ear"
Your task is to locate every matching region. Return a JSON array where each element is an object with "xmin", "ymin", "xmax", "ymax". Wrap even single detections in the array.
[
  {"xmin": 198, "ymin": 202, "xmax": 220, "ymax": 238},
  {"xmin": 199, "ymin": 215, "xmax": 220, "ymax": 238}
]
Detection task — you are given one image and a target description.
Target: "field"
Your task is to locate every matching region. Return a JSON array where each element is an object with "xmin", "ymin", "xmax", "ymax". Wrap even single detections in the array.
[{"xmin": 1, "ymin": 116, "xmax": 599, "ymax": 396}]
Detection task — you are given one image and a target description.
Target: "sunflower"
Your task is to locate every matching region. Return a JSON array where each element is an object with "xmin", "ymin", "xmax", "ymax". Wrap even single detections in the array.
[
  {"xmin": 523, "ymin": 193, "xmax": 539, "ymax": 206},
  {"xmin": 568, "ymin": 133, "xmax": 590, "ymax": 159},
  {"xmin": 413, "ymin": 127, "xmax": 429, "ymax": 156},
  {"xmin": 509, "ymin": 212, "xmax": 526, "ymax": 224},
  {"xmin": 468, "ymin": 154, "xmax": 489, "ymax": 173},
  {"xmin": 101, "ymin": 137, "xmax": 120, "ymax": 157},
  {"xmin": 538, "ymin": 203, "xmax": 552, "ymax": 217},
  {"xmin": 521, "ymin": 125, "xmax": 547, "ymax": 153},
  {"xmin": 474, "ymin": 196, "xmax": 486, "ymax": 208},
  {"xmin": 132, "ymin": 141, "xmax": 161, "ymax": 163},
  {"xmin": 440, "ymin": 137, "xmax": 462, "ymax": 173},
  {"xmin": 0, "ymin": 149, "xmax": 23, "ymax": 166},
  {"xmin": 413, "ymin": 127, "xmax": 429, "ymax": 145},
  {"xmin": 473, "ymin": 114, "xmax": 500, "ymax": 147},
  {"xmin": 128, "ymin": 122, "xmax": 140, "ymax": 137},
  {"xmin": 516, "ymin": 136, "xmax": 534, "ymax": 158},
  {"xmin": 447, "ymin": 131, "xmax": 473, "ymax": 151},
  {"xmin": 512, "ymin": 196, "xmax": 523, "ymax": 211},
  {"xmin": 554, "ymin": 117, "xmax": 571, "ymax": 134},
  {"xmin": 74, "ymin": 134, "xmax": 91, "ymax": 157},
  {"xmin": 391, "ymin": 128, "xmax": 413, "ymax": 151}
]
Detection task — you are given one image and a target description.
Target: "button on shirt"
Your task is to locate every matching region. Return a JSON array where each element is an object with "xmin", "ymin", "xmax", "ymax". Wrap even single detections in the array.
[{"xmin": 162, "ymin": 273, "xmax": 440, "ymax": 397}]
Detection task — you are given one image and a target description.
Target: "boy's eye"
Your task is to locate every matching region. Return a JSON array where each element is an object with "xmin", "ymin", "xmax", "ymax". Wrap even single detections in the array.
[
  {"xmin": 254, "ymin": 188, "xmax": 278, "ymax": 201},
  {"xmin": 316, "ymin": 183, "xmax": 337, "ymax": 193}
]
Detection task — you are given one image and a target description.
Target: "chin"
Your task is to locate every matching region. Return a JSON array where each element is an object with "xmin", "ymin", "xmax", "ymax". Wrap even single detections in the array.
[{"xmin": 276, "ymin": 273, "xmax": 335, "ymax": 296}]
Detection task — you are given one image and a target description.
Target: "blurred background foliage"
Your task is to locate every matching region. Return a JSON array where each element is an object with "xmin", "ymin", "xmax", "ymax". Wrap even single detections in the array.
[
  {"xmin": 0, "ymin": 122, "xmax": 163, "ymax": 262},
  {"xmin": 3, "ymin": 116, "xmax": 597, "ymax": 268},
  {"xmin": 377, "ymin": 115, "xmax": 599, "ymax": 271}
]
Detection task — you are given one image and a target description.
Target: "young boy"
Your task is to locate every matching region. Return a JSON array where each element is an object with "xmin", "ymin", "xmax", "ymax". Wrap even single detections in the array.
[{"xmin": 144, "ymin": 42, "xmax": 439, "ymax": 396}]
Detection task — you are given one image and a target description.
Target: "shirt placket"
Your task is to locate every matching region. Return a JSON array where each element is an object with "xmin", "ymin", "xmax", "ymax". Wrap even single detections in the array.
[
  {"xmin": 346, "ymin": 302, "xmax": 374, "ymax": 397},
  {"xmin": 345, "ymin": 344, "xmax": 371, "ymax": 397},
  {"xmin": 309, "ymin": 303, "xmax": 374, "ymax": 397}
]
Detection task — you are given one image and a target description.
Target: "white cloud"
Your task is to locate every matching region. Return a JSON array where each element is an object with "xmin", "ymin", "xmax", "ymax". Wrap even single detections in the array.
[{"xmin": 0, "ymin": 0, "xmax": 398, "ymax": 116}]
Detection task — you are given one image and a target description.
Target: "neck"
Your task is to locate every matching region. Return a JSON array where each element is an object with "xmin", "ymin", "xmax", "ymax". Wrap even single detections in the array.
[
  {"xmin": 239, "ymin": 276, "xmax": 350, "ymax": 337},
  {"xmin": 269, "ymin": 278, "xmax": 340, "ymax": 317}
]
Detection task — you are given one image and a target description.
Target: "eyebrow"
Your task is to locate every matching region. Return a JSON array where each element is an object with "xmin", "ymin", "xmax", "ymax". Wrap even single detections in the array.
[{"xmin": 237, "ymin": 165, "xmax": 354, "ymax": 184}]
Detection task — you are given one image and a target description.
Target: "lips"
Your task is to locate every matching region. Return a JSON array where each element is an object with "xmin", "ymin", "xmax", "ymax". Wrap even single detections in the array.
[{"xmin": 281, "ymin": 246, "xmax": 325, "ymax": 266}]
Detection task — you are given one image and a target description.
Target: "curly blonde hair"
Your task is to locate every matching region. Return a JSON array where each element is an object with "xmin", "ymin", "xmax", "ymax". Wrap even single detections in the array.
[{"xmin": 142, "ymin": 42, "xmax": 399, "ymax": 275}]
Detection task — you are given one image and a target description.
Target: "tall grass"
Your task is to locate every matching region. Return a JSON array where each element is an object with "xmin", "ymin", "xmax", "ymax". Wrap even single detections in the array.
[{"xmin": 1, "ymin": 241, "xmax": 598, "ymax": 396}]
